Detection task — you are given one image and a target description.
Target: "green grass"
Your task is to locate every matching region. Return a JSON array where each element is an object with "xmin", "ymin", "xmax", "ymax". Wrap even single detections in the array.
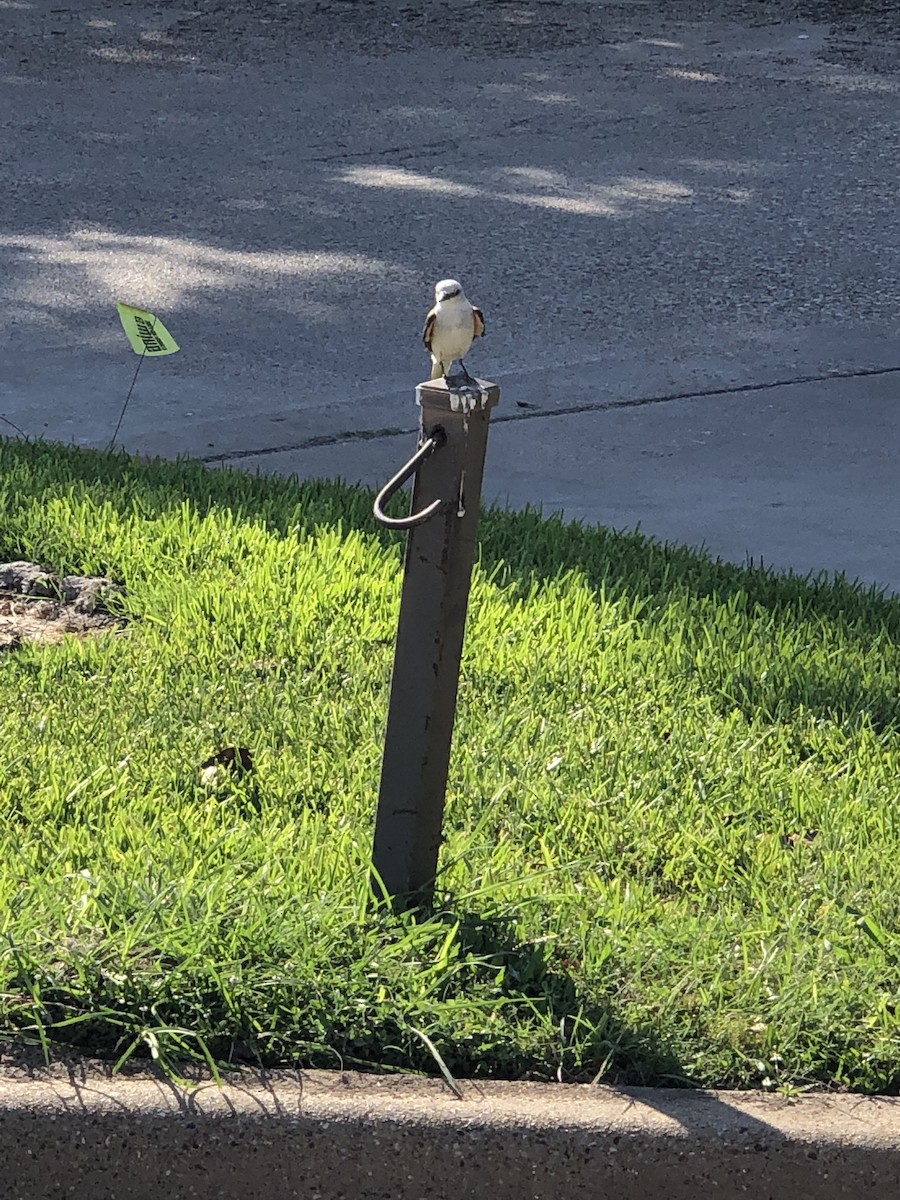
[{"xmin": 2, "ymin": 436, "xmax": 900, "ymax": 1093}]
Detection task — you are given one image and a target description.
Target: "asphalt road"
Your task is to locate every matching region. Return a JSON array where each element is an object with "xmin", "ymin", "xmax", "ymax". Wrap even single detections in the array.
[{"xmin": 2, "ymin": 0, "xmax": 898, "ymax": 588}]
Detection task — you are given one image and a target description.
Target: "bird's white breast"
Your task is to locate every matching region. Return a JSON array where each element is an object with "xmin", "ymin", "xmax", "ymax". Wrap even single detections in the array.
[{"xmin": 431, "ymin": 298, "xmax": 474, "ymax": 361}]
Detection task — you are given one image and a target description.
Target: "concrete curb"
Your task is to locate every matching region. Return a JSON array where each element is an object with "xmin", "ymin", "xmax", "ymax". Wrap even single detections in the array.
[{"xmin": 3, "ymin": 1069, "xmax": 899, "ymax": 1199}]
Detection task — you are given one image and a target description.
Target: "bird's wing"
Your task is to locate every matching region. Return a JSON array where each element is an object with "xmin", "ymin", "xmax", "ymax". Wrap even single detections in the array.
[
  {"xmin": 422, "ymin": 306, "xmax": 437, "ymax": 350},
  {"xmin": 472, "ymin": 307, "xmax": 486, "ymax": 338}
]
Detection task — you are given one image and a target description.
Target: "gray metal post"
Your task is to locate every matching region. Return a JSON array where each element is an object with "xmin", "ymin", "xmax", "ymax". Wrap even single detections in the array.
[{"xmin": 372, "ymin": 378, "xmax": 500, "ymax": 906}]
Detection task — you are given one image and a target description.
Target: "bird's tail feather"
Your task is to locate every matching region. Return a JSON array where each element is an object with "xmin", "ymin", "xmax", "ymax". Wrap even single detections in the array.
[{"xmin": 430, "ymin": 358, "xmax": 444, "ymax": 380}]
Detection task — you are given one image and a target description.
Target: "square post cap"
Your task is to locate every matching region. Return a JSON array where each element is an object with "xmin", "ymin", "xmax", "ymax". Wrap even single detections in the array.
[{"xmin": 416, "ymin": 378, "xmax": 500, "ymax": 415}]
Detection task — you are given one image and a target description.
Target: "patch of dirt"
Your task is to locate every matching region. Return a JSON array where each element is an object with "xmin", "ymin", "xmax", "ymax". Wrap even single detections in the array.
[
  {"xmin": 0, "ymin": 562, "xmax": 125, "ymax": 650},
  {"xmin": 0, "ymin": 1039, "xmax": 118, "ymax": 1082},
  {"xmin": 0, "ymin": 1037, "xmax": 256, "ymax": 1086}
]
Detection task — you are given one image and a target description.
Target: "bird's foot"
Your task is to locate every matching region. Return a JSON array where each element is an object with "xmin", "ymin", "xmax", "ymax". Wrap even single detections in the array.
[{"xmin": 443, "ymin": 362, "xmax": 487, "ymax": 414}]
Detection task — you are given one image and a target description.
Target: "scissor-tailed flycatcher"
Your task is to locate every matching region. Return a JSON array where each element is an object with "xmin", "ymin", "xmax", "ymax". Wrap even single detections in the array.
[{"xmin": 422, "ymin": 278, "xmax": 485, "ymax": 383}]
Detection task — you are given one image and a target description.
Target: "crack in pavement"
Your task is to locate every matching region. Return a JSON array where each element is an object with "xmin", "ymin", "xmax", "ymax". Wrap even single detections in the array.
[
  {"xmin": 200, "ymin": 363, "xmax": 900, "ymax": 464},
  {"xmin": 201, "ymin": 425, "xmax": 416, "ymax": 463},
  {"xmin": 495, "ymin": 362, "xmax": 900, "ymax": 425},
  {"xmin": 303, "ymin": 118, "xmax": 534, "ymax": 165}
]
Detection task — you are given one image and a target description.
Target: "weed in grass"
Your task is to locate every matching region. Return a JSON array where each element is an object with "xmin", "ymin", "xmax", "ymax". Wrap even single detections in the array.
[{"xmin": 2, "ymin": 437, "xmax": 900, "ymax": 1092}]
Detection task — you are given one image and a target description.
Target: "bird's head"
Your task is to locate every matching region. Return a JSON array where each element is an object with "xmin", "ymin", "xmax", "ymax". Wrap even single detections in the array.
[{"xmin": 434, "ymin": 278, "xmax": 465, "ymax": 303}]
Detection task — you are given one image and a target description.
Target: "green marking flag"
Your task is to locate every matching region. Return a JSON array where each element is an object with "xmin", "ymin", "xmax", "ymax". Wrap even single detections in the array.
[{"xmin": 116, "ymin": 303, "xmax": 180, "ymax": 357}]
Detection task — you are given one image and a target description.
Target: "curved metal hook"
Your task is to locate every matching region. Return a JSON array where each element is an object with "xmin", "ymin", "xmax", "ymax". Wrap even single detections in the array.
[{"xmin": 373, "ymin": 427, "xmax": 448, "ymax": 529}]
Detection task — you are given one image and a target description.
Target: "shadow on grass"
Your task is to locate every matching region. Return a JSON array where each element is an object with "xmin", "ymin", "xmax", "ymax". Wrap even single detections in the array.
[
  {"xmin": 439, "ymin": 909, "xmax": 693, "ymax": 1087},
  {"xmin": 3, "ymin": 436, "xmax": 900, "ymax": 1111},
  {"xmin": 3, "ymin": 435, "xmax": 899, "ymax": 735},
  {"xmin": 3, "ymin": 908, "xmax": 691, "ymax": 1087},
  {"xmin": 3, "ymin": 912, "xmax": 796, "ymax": 1159}
]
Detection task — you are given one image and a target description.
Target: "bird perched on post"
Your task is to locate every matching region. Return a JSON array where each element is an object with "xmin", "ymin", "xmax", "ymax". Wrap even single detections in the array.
[{"xmin": 422, "ymin": 278, "xmax": 485, "ymax": 385}]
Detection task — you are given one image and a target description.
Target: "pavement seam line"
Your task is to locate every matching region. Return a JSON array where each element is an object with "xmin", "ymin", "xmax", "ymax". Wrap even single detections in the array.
[{"xmin": 200, "ymin": 363, "xmax": 900, "ymax": 464}]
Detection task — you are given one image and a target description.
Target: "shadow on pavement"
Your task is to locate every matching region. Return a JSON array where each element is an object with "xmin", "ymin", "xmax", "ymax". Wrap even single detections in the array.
[{"xmin": 2, "ymin": 0, "xmax": 898, "ymax": 426}]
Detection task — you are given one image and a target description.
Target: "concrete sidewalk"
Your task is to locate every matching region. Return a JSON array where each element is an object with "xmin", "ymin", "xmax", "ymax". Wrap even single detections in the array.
[
  {"xmin": 3, "ymin": 1068, "xmax": 900, "ymax": 1200},
  {"xmin": 2, "ymin": 8, "xmax": 900, "ymax": 1191},
  {"xmin": 2, "ymin": 0, "xmax": 898, "ymax": 589},
  {"xmin": 229, "ymin": 366, "xmax": 900, "ymax": 592}
]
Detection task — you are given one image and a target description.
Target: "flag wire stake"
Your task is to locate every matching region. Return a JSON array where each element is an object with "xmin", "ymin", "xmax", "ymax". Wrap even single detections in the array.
[
  {"xmin": 107, "ymin": 350, "xmax": 147, "ymax": 452},
  {"xmin": 0, "ymin": 414, "xmax": 29, "ymax": 440},
  {"xmin": 109, "ymin": 306, "xmax": 160, "ymax": 452}
]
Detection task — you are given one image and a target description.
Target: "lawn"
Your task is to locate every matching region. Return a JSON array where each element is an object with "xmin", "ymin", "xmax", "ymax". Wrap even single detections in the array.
[{"xmin": 2, "ymin": 436, "xmax": 900, "ymax": 1093}]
